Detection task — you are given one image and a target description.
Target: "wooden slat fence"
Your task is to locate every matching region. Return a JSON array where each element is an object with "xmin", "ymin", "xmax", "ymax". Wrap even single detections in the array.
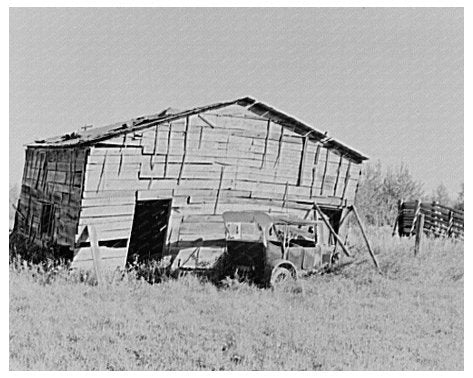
[{"xmin": 396, "ymin": 200, "xmax": 463, "ymax": 240}]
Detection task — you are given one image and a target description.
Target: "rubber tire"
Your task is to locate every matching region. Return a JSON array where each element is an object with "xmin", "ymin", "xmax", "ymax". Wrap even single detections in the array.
[{"xmin": 270, "ymin": 266, "xmax": 294, "ymax": 287}]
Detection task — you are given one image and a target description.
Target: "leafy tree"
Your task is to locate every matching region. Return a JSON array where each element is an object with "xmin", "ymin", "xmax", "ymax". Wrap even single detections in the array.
[
  {"xmin": 355, "ymin": 161, "xmax": 384, "ymax": 226},
  {"xmin": 430, "ymin": 183, "xmax": 451, "ymax": 206},
  {"xmin": 381, "ymin": 163, "xmax": 424, "ymax": 225},
  {"xmin": 454, "ymin": 182, "xmax": 464, "ymax": 211},
  {"xmin": 356, "ymin": 162, "xmax": 424, "ymax": 226}
]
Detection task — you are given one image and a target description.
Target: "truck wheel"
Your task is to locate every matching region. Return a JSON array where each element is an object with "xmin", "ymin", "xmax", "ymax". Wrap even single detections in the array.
[{"xmin": 270, "ymin": 266, "xmax": 295, "ymax": 287}]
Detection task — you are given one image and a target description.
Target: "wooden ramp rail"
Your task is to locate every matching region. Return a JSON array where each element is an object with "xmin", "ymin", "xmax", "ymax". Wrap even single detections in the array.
[{"xmin": 395, "ymin": 200, "xmax": 463, "ymax": 240}]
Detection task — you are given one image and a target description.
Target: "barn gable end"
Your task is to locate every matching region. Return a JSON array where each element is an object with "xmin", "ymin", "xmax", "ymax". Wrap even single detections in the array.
[{"xmin": 13, "ymin": 147, "xmax": 89, "ymax": 255}]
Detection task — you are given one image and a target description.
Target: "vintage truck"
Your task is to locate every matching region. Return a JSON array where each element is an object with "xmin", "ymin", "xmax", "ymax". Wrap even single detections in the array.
[{"xmin": 170, "ymin": 211, "xmax": 339, "ymax": 286}]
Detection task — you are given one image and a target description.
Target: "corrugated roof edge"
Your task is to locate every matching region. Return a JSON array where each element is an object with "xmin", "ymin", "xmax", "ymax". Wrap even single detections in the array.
[{"xmin": 26, "ymin": 96, "xmax": 368, "ymax": 162}]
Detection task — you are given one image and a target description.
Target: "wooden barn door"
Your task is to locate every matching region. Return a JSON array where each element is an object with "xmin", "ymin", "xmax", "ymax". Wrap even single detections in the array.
[{"xmin": 127, "ymin": 199, "xmax": 172, "ymax": 263}]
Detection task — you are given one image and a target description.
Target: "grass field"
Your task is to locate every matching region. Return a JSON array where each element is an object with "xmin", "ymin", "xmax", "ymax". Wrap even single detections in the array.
[{"xmin": 9, "ymin": 227, "xmax": 463, "ymax": 370}]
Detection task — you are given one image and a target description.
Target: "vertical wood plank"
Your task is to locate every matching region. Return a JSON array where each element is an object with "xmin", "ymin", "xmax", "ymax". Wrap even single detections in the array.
[
  {"xmin": 310, "ymin": 143, "xmax": 321, "ymax": 198},
  {"xmin": 297, "ymin": 134, "xmax": 309, "ymax": 186},
  {"xmin": 319, "ymin": 149, "xmax": 330, "ymax": 195},
  {"xmin": 213, "ymin": 166, "xmax": 225, "ymax": 214},
  {"xmin": 274, "ymin": 125, "xmax": 284, "ymax": 167},
  {"xmin": 261, "ymin": 120, "xmax": 271, "ymax": 168},
  {"xmin": 341, "ymin": 160, "xmax": 351, "ymax": 200},
  {"xmin": 332, "ymin": 154, "xmax": 343, "ymax": 196},
  {"xmin": 178, "ymin": 117, "xmax": 190, "ymax": 185},
  {"xmin": 88, "ymin": 225, "xmax": 103, "ymax": 286},
  {"xmin": 164, "ymin": 124, "xmax": 171, "ymax": 177},
  {"xmin": 96, "ymin": 151, "xmax": 107, "ymax": 193}
]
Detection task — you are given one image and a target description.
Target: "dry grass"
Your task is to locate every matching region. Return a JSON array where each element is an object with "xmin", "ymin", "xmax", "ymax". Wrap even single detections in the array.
[{"xmin": 9, "ymin": 227, "xmax": 463, "ymax": 370}]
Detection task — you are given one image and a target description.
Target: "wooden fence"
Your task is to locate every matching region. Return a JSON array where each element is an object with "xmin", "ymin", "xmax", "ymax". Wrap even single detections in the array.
[{"xmin": 395, "ymin": 200, "xmax": 464, "ymax": 240}]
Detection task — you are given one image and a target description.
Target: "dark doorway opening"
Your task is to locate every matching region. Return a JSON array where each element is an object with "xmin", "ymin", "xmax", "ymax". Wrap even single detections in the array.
[
  {"xmin": 319, "ymin": 208, "xmax": 342, "ymax": 233},
  {"xmin": 316, "ymin": 207, "xmax": 343, "ymax": 245},
  {"xmin": 127, "ymin": 199, "xmax": 172, "ymax": 263}
]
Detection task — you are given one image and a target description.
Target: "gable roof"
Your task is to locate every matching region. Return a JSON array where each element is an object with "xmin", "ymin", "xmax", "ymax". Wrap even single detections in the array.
[{"xmin": 27, "ymin": 97, "xmax": 368, "ymax": 163}]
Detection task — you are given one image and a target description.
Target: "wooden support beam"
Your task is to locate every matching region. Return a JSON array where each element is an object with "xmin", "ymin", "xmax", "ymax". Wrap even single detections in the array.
[
  {"xmin": 319, "ymin": 149, "xmax": 329, "ymax": 195},
  {"xmin": 338, "ymin": 206, "xmax": 353, "ymax": 228},
  {"xmin": 313, "ymin": 202, "xmax": 352, "ymax": 257},
  {"xmin": 118, "ymin": 133, "xmax": 127, "ymax": 175},
  {"xmin": 96, "ymin": 151, "xmax": 107, "ymax": 193},
  {"xmin": 310, "ymin": 143, "xmax": 321, "ymax": 198},
  {"xmin": 414, "ymin": 214, "xmax": 424, "ymax": 256},
  {"xmin": 177, "ymin": 117, "xmax": 190, "ymax": 185},
  {"xmin": 198, "ymin": 126, "xmax": 204, "ymax": 149},
  {"xmin": 261, "ymin": 120, "xmax": 271, "ymax": 168},
  {"xmin": 303, "ymin": 207, "xmax": 314, "ymax": 220},
  {"xmin": 333, "ymin": 206, "xmax": 353, "ymax": 256},
  {"xmin": 340, "ymin": 160, "xmax": 351, "ymax": 201},
  {"xmin": 41, "ymin": 154, "xmax": 48, "ymax": 191},
  {"xmin": 213, "ymin": 166, "xmax": 225, "ymax": 214},
  {"xmin": 150, "ymin": 125, "xmax": 159, "ymax": 170},
  {"xmin": 282, "ymin": 181, "xmax": 289, "ymax": 210},
  {"xmin": 35, "ymin": 153, "xmax": 45, "ymax": 190},
  {"xmin": 332, "ymin": 154, "xmax": 343, "ymax": 196},
  {"xmin": 297, "ymin": 134, "xmax": 309, "ymax": 186},
  {"xmin": 198, "ymin": 114, "xmax": 216, "ymax": 128},
  {"xmin": 350, "ymin": 205, "xmax": 380, "ymax": 270},
  {"xmin": 164, "ymin": 124, "xmax": 171, "ymax": 177},
  {"xmin": 118, "ymin": 153, "xmax": 124, "ymax": 176},
  {"xmin": 274, "ymin": 125, "xmax": 284, "ymax": 168},
  {"xmin": 68, "ymin": 149, "xmax": 74, "ymax": 202}
]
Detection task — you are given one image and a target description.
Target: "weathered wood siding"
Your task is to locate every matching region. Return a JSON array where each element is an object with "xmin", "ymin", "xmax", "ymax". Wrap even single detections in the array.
[
  {"xmin": 78, "ymin": 105, "xmax": 362, "ymax": 263},
  {"xmin": 14, "ymin": 147, "xmax": 88, "ymax": 247}
]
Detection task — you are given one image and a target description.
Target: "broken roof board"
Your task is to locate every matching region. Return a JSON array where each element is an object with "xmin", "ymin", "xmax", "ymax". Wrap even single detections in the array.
[{"xmin": 27, "ymin": 97, "xmax": 368, "ymax": 163}]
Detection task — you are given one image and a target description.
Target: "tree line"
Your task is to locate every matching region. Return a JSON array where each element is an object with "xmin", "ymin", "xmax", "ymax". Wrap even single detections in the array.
[{"xmin": 355, "ymin": 161, "xmax": 464, "ymax": 227}]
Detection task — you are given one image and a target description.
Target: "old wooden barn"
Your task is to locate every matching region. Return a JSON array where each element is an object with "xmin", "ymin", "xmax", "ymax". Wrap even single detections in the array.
[{"xmin": 13, "ymin": 97, "xmax": 368, "ymax": 270}]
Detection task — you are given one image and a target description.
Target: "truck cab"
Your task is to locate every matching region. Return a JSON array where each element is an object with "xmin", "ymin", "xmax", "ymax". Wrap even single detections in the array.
[{"xmin": 219, "ymin": 211, "xmax": 336, "ymax": 286}]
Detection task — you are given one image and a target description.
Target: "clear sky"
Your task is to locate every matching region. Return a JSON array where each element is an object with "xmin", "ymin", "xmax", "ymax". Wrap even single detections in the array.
[{"xmin": 9, "ymin": 7, "xmax": 463, "ymax": 196}]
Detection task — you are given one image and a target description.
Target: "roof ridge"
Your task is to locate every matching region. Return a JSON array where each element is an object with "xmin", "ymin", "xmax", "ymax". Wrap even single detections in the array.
[{"xmin": 27, "ymin": 96, "xmax": 368, "ymax": 162}]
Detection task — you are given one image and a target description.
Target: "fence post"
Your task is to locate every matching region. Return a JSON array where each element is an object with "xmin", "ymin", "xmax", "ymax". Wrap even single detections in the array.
[
  {"xmin": 414, "ymin": 214, "xmax": 424, "ymax": 256},
  {"xmin": 392, "ymin": 199, "xmax": 402, "ymax": 237},
  {"xmin": 409, "ymin": 199, "xmax": 421, "ymax": 237},
  {"xmin": 432, "ymin": 201, "xmax": 440, "ymax": 236}
]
